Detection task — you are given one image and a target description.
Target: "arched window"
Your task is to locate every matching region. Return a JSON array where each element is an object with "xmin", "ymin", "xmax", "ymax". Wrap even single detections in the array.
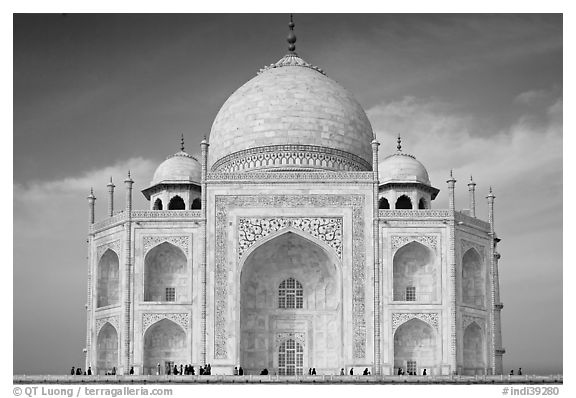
[
  {"xmin": 395, "ymin": 195, "xmax": 413, "ymax": 209},
  {"xmin": 168, "ymin": 195, "xmax": 185, "ymax": 210},
  {"xmin": 379, "ymin": 197, "xmax": 390, "ymax": 209},
  {"xmin": 191, "ymin": 198, "xmax": 201, "ymax": 209},
  {"xmin": 153, "ymin": 198, "xmax": 163, "ymax": 210},
  {"xmin": 278, "ymin": 339, "xmax": 304, "ymax": 375},
  {"xmin": 278, "ymin": 278, "xmax": 303, "ymax": 309},
  {"xmin": 418, "ymin": 198, "xmax": 426, "ymax": 209}
]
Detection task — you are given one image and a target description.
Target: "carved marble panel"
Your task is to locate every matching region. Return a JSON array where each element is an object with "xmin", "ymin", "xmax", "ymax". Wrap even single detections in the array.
[
  {"xmin": 275, "ymin": 332, "xmax": 306, "ymax": 347},
  {"xmin": 392, "ymin": 312, "xmax": 440, "ymax": 332},
  {"xmin": 142, "ymin": 236, "xmax": 190, "ymax": 256},
  {"xmin": 391, "ymin": 235, "xmax": 438, "ymax": 252},
  {"xmin": 96, "ymin": 240, "xmax": 121, "ymax": 262},
  {"xmin": 215, "ymin": 194, "xmax": 366, "ymax": 360},
  {"xmin": 462, "ymin": 314, "xmax": 486, "ymax": 331},
  {"xmin": 238, "ymin": 217, "xmax": 342, "ymax": 260},
  {"xmin": 142, "ymin": 313, "xmax": 190, "ymax": 334},
  {"xmin": 95, "ymin": 315, "xmax": 120, "ymax": 336}
]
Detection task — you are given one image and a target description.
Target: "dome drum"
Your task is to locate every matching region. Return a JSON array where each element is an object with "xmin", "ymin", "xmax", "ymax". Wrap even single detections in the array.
[{"xmin": 210, "ymin": 144, "xmax": 372, "ymax": 173}]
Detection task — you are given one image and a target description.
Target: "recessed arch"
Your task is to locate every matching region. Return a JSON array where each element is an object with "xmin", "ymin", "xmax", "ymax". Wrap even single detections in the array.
[
  {"xmin": 463, "ymin": 322, "xmax": 485, "ymax": 375},
  {"xmin": 153, "ymin": 198, "xmax": 163, "ymax": 210},
  {"xmin": 168, "ymin": 195, "xmax": 185, "ymax": 210},
  {"xmin": 393, "ymin": 241, "xmax": 436, "ymax": 302},
  {"xmin": 462, "ymin": 248, "xmax": 485, "ymax": 307},
  {"xmin": 97, "ymin": 249, "xmax": 120, "ymax": 308},
  {"xmin": 144, "ymin": 242, "xmax": 188, "ymax": 302},
  {"xmin": 394, "ymin": 318, "xmax": 438, "ymax": 375},
  {"xmin": 395, "ymin": 195, "xmax": 413, "ymax": 209},
  {"xmin": 239, "ymin": 231, "xmax": 342, "ymax": 374},
  {"xmin": 143, "ymin": 319, "xmax": 187, "ymax": 375},
  {"xmin": 96, "ymin": 323, "xmax": 118, "ymax": 375},
  {"xmin": 379, "ymin": 197, "xmax": 390, "ymax": 209}
]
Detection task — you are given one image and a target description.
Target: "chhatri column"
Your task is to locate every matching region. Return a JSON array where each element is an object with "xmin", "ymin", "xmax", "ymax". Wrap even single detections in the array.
[
  {"xmin": 122, "ymin": 171, "xmax": 134, "ymax": 374},
  {"xmin": 200, "ymin": 137, "xmax": 209, "ymax": 365},
  {"xmin": 371, "ymin": 139, "xmax": 381, "ymax": 375},
  {"xmin": 468, "ymin": 176, "xmax": 476, "ymax": 218},
  {"xmin": 446, "ymin": 170, "xmax": 457, "ymax": 374},
  {"xmin": 107, "ymin": 177, "xmax": 115, "ymax": 217},
  {"xmin": 85, "ymin": 188, "xmax": 96, "ymax": 371}
]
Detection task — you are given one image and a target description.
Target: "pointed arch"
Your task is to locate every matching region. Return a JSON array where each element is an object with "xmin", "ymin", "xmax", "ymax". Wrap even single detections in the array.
[
  {"xmin": 239, "ymin": 231, "xmax": 342, "ymax": 374},
  {"xmin": 96, "ymin": 322, "xmax": 118, "ymax": 375},
  {"xmin": 463, "ymin": 321, "xmax": 485, "ymax": 375},
  {"xmin": 144, "ymin": 242, "xmax": 188, "ymax": 302},
  {"xmin": 168, "ymin": 195, "xmax": 185, "ymax": 210},
  {"xmin": 462, "ymin": 248, "xmax": 485, "ymax": 307},
  {"xmin": 394, "ymin": 318, "xmax": 438, "ymax": 375},
  {"xmin": 395, "ymin": 195, "xmax": 412, "ymax": 209},
  {"xmin": 97, "ymin": 249, "xmax": 120, "ymax": 308},
  {"xmin": 418, "ymin": 198, "xmax": 427, "ymax": 209},
  {"xmin": 379, "ymin": 197, "xmax": 390, "ymax": 209},
  {"xmin": 191, "ymin": 198, "xmax": 201, "ymax": 209},
  {"xmin": 143, "ymin": 319, "xmax": 187, "ymax": 375},
  {"xmin": 393, "ymin": 241, "xmax": 437, "ymax": 302}
]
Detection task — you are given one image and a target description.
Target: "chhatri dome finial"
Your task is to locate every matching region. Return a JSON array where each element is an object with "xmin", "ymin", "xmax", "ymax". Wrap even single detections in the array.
[
  {"xmin": 180, "ymin": 133, "xmax": 185, "ymax": 152},
  {"xmin": 397, "ymin": 134, "xmax": 402, "ymax": 151},
  {"xmin": 287, "ymin": 14, "xmax": 297, "ymax": 53}
]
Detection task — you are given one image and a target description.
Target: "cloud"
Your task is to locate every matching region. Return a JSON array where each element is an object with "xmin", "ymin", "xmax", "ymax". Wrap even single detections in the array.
[
  {"xmin": 514, "ymin": 89, "xmax": 549, "ymax": 105},
  {"xmin": 367, "ymin": 95, "xmax": 562, "ymax": 199},
  {"xmin": 14, "ymin": 157, "xmax": 156, "ymax": 241}
]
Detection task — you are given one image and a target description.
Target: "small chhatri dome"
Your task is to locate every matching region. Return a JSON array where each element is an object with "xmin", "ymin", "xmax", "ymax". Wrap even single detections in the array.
[
  {"xmin": 150, "ymin": 139, "xmax": 201, "ymax": 186},
  {"xmin": 208, "ymin": 15, "xmax": 374, "ymax": 172},
  {"xmin": 379, "ymin": 136, "xmax": 431, "ymax": 185}
]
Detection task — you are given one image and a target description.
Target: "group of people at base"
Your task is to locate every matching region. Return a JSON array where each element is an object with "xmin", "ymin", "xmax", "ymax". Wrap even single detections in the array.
[
  {"xmin": 157, "ymin": 363, "xmax": 212, "ymax": 375},
  {"xmin": 397, "ymin": 367, "xmax": 427, "ymax": 376},
  {"xmin": 70, "ymin": 366, "xmax": 92, "ymax": 376},
  {"xmin": 510, "ymin": 368, "xmax": 523, "ymax": 375}
]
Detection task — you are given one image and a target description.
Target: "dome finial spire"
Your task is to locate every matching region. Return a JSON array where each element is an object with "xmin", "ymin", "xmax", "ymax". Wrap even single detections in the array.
[
  {"xmin": 397, "ymin": 134, "xmax": 402, "ymax": 151},
  {"xmin": 180, "ymin": 133, "xmax": 185, "ymax": 152},
  {"xmin": 287, "ymin": 14, "xmax": 297, "ymax": 53}
]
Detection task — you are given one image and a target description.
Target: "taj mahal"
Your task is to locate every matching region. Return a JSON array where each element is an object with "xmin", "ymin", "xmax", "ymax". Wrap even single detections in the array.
[{"xmin": 84, "ymin": 17, "xmax": 505, "ymax": 377}]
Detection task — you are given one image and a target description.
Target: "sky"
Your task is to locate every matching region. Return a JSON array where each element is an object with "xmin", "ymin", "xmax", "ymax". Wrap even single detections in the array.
[{"xmin": 12, "ymin": 13, "xmax": 563, "ymax": 375}]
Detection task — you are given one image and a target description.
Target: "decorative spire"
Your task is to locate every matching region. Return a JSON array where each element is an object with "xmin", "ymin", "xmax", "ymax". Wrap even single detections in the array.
[
  {"xmin": 180, "ymin": 133, "xmax": 185, "ymax": 152},
  {"xmin": 468, "ymin": 175, "xmax": 476, "ymax": 186},
  {"xmin": 396, "ymin": 134, "xmax": 402, "ymax": 151},
  {"xmin": 287, "ymin": 14, "xmax": 297, "ymax": 53},
  {"xmin": 107, "ymin": 176, "xmax": 115, "ymax": 187}
]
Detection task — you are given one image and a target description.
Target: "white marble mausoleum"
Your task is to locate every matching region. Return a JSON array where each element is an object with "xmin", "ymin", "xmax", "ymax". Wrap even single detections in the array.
[{"xmin": 84, "ymin": 19, "xmax": 505, "ymax": 377}]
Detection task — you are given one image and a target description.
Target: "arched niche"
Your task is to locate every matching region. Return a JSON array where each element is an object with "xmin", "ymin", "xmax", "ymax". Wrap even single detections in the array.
[
  {"xmin": 144, "ymin": 242, "xmax": 188, "ymax": 302},
  {"xmin": 463, "ymin": 322, "xmax": 485, "ymax": 375},
  {"xmin": 239, "ymin": 231, "xmax": 341, "ymax": 375},
  {"xmin": 97, "ymin": 249, "xmax": 120, "ymax": 308},
  {"xmin": 143, "ymin": 319, "xmax": 187, "ymax": 375},
  {"xmin": 393, "ymin": 241, "xmax": 437, "ymax": 302},
  {"xmin": 168, "ymin": 195, "xmax": 185, "ymax": 210},
  {"xmin": 462, "ymin": 248, "xmax": 485, "ymax": 307},
  {"xmin": 395, "ymin": 195, "xmax": 413, "ymax": 209},
  {"xmin": 394, "ymin": 318, "xmax": 437, "ymax": 375},
  {"xmin": 96, "ymin": 323, "xmax": 118, "ymax": 375}
]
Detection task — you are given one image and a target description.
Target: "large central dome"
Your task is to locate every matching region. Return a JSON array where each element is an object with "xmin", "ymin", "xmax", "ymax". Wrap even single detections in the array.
[{"xmin": 208, "ymin": 53, "xmax": 374, "ymax": 172}]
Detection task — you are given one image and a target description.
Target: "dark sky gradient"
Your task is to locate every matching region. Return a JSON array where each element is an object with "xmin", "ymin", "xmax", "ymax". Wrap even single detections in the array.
[{"xmin": 13, "ymin": 13, "xmax": 562, "ymax": 375}]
